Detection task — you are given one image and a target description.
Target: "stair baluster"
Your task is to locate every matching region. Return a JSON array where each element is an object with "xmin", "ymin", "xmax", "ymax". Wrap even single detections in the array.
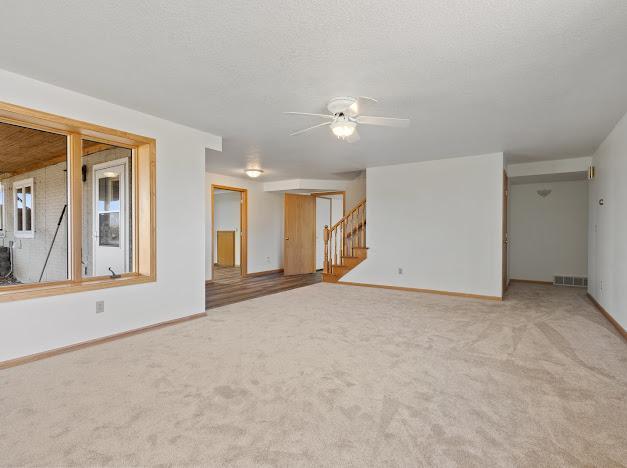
[{"xmin": 322, "ymin": 199, "xmax": 366, "ymax": 282}]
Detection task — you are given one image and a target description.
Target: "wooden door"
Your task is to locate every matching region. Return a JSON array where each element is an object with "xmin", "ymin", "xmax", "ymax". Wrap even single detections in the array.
[
  {"xmin": 217, "ymin": 231, "xmax": 235, "ymax": 266},
  {"xmin": 502, "ymin": 171, "xmax": 509, "ymax": 293},
  {"xmin": 284, "ymin": 194, "xmax": 316, "ymax": 275}
]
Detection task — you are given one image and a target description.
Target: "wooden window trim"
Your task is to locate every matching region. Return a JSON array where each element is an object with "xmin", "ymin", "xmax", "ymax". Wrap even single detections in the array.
[
  {"xmin": 0, "ymin": 101, "xmax": 156, "ymax": 303},
  {"xmin": 0, "ymin": 181, "xmax": 5, "ymax": 232}
]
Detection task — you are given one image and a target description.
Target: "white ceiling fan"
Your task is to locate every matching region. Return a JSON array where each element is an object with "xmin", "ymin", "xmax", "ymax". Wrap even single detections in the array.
[{"xmin": 284, "ymin": 96, "xmax": 410, "ymax": 143}]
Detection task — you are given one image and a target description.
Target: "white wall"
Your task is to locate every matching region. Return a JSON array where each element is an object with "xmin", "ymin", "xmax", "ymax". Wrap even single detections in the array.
[
  {"xmin": 344, "ymin": 171, "xmax": 366, "ymax": 211},
  {"xmin": 205, "ymin": 173, "xmax": 283, "ymax": 280},
  {"xmin": 0, "ymin": 69, "xmax": 221, "ymax": 362},
  {"xmin": 509, "ymin": 181, "xmax": 588, "ymax": 282},
  {"xmin": 213, "ymin": 191, "xmax": 241, "ymax": 266},
  {"xmin": 588, "ymin": 111, "xmax": 627, "ymax": 330},
  {"xmin": 342, "ymin": 153, "xmax": 504, "ymax": 298},
  {"xmin": 507, "ymin": 157, "xmax": 592, "ymax": 179},
  {"xmin": 331, "ymin": 195, "xmax": 343, "ymax": 224}
]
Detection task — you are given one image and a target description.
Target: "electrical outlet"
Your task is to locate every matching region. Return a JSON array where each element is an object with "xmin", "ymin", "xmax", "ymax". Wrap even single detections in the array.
[
  {"xmin": 96, "ymin": 301, "xmax": 105, "ymax": 314},
  {"xmin": 398, "ymin": 267, "xmax": 403, "ymax": 275},
  {"xmin": 266, "ymin": 256, "xmax": 270, "ymax": 263}
]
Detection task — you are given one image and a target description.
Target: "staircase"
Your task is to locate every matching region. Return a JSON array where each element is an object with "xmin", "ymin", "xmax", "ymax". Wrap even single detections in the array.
[{"xmin": 322, "ymin": 199, "xmax": 367, "ymax": 283}]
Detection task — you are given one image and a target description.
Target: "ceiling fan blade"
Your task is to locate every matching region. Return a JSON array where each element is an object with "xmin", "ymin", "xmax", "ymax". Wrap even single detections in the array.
[
  {"xmin": 345, "ymin": 130, "xmax": 360, "ymax": 143},
  {"xmin": 358, "ymin": 96, "xmax": 378, "ymax": 106},
  {"xmin": 347, "ymin": 96, "xmax": 378, "ymax": 116},
  {"xmin": 284, "ymin": 112, "xmax": 334, "ymax": 119},
  {"xmin": 357, "ymin": 115, "xmax": 410, "ymax": 127},
  {"xmin": 290, "ymin": 121, "xmax": 331, "ymax": 136}
]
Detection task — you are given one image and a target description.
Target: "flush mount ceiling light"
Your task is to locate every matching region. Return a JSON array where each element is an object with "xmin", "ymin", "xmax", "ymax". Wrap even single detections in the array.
[{"xmin": 245, "ymin": 168, "xmax": 264, "ymax": 178}]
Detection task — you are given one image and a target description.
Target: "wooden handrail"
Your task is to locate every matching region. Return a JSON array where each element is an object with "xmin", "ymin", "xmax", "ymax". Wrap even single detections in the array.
[
  {"xmin": 323, "ymin": 199, "xmax": 366, "ymax": 274},
  {"xmin": 329, "ymin": 198, "xmax": 366, "ymax": 232}
]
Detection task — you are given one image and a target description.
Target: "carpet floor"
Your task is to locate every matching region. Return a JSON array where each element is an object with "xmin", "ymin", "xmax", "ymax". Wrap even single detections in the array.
[{"xmin": 1, "ymin": 282, "xmax": 626, "ymax": 467}]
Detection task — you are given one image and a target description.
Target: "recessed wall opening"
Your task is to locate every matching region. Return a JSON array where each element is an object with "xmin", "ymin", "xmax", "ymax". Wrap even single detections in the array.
[
  {"xmin": 0, "ymin": 101, "xmax": 156, "ymax": 303},
  {"xmin": 508, "ymin": 171, "xmax": 589, "ymax": 287},
  {"xmin": 0, "ymin": 121, "xmax": 69, "ymax": 287},
  {"xmin": 314, "ymin": 192, "xmax": 344, "ymax": 271}
]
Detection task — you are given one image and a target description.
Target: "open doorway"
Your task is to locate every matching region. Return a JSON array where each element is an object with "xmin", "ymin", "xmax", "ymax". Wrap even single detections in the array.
[
  {"xmin": 507, "ymin": 174, "xmax": 588, "ymax": 288},
  {"xmin": 282, "ymin": 191, "xmax": 345, "ymax": 275},
  {"xmin": 211, "ymin": 185, "xmax": 247, "ymax": 281},
  {"xmin": 314, "ymin": 192, "xmax": 345, "ymax": 271}
]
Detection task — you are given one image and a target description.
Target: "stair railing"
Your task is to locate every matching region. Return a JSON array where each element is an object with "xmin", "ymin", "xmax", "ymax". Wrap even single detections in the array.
[{"xmin": 323, "ymin": 199, "xmax": 366, "ymax": 274}]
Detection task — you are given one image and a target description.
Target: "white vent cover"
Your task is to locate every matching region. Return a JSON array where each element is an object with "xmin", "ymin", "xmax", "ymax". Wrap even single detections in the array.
[{"xmin": 554, "ymin": 275, "xmax": 588, "ymax": 288}]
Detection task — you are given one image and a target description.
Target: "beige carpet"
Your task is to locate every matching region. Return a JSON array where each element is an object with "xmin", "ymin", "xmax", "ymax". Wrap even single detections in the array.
[{"xmin": 1, "ymin": 283, "xmax": 626, "ymax": 467}]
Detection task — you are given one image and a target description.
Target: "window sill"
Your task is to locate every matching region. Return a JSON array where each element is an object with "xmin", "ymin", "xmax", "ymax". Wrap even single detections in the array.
[{"xmin": 0, "ymin": 273, "xmax": 156, "ymax": 303}]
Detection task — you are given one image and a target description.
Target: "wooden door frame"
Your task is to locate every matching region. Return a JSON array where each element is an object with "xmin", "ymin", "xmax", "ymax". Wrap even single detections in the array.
[
  {"xmin": 310, "ymin": 191, "xmax": 346, "ymax": 215},
  {"xmin": 211, "ymin": 184, "xmax": 248, "ymax": 278},
  {"xmin": 310, "ymin": 191, "xmax": 346, "ymax": 271},
  {"xmin": 502, "ymin": 171, "xmax": 509, "ymax": 296}
]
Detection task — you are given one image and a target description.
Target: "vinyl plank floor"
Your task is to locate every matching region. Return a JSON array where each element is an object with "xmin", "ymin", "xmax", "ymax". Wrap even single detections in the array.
[{"xmin": 206, "ymin": 266, "xmax": 322, "ymax": 309}]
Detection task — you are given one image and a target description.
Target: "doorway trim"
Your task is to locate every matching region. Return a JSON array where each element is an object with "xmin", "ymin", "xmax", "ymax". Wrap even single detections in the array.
[
  {"xmin": 311, "ymin": 191, "xmax": 346, "ymax": 271},
  {"xmin": 502, "ymin": 170, "xmax": 509, "ymax": 297},
  {"xmin": 310, "ymin": 191, "xmax": 347, "ymax": 215},
  {"xmin": 211, "ymin": 184, "xmax": 248, "ymax": 278}
]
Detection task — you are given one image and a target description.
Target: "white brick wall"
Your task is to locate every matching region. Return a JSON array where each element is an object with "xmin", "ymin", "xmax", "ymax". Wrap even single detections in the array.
[{"xmin": 2, "ymin": 162, "xmax": 69, "ymax": 284}]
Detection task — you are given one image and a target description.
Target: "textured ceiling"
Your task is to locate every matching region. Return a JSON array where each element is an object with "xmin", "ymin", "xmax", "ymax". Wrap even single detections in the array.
[{"xmin": 1, "ymin": 1, "xmax": 626, "ymax": 180}]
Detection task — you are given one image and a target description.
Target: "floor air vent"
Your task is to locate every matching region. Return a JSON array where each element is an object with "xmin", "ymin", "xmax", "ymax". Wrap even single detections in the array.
[{"xmin": 554, "ymin": 275, "xmax": 588, "ymax": 288}]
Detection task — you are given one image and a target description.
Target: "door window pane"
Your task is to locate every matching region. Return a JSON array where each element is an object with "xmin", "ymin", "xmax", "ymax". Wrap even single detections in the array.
[
  {"xmin": 98, "ymin": 176, "xmax": 120, "ymax": 212},
  {"xmin": 99, "ymin": 212, "xmax": 120, "ymax": 247}
]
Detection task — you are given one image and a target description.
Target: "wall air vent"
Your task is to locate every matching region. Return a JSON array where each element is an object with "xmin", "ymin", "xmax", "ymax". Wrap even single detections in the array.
[{"xmin": 554, "ymin": 275, "xmax": 588, "ymax": 288}]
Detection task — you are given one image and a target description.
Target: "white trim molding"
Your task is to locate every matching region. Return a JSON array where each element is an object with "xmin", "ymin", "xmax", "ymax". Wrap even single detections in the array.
[{"xmin": 13, "ymin": 177, "xmax": 35, "ymax": 239}]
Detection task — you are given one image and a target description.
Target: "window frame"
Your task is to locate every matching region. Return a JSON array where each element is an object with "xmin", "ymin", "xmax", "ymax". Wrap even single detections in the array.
[
  {"xmin": 0, "ymin": 181, "xmax": 5, "ymax": 235},
  {"xmin": 13, "ymin": 177, "xmax": 35, "ymax": 239},
  {"xmin": 0, "ymin": 101, "xmax": 156, "ymax": 303}
]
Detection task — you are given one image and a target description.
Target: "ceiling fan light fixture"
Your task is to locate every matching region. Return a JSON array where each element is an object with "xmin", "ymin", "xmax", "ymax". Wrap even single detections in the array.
[
  {"xmin": 330, "ymin": 120, "xmax": 356, "ymax": 139},
  {"xmin": 245, "ymin": 168, "xmax": 264, "ymax": 178}
]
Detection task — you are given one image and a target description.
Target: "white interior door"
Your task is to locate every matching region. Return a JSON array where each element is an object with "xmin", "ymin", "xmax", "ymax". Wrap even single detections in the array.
[
  {"xmin": 93, "ymin": 160, "xmax": 128, "ymax": 277},
  {"xmin": 315, "ymin": 197, "xmax": 331, "ymax": 270}
]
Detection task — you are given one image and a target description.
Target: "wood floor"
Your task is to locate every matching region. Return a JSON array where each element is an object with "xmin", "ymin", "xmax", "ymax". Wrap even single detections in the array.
[{"xmin": 206, "ymin": 265, "xmax": 322, "ymax": 309}]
